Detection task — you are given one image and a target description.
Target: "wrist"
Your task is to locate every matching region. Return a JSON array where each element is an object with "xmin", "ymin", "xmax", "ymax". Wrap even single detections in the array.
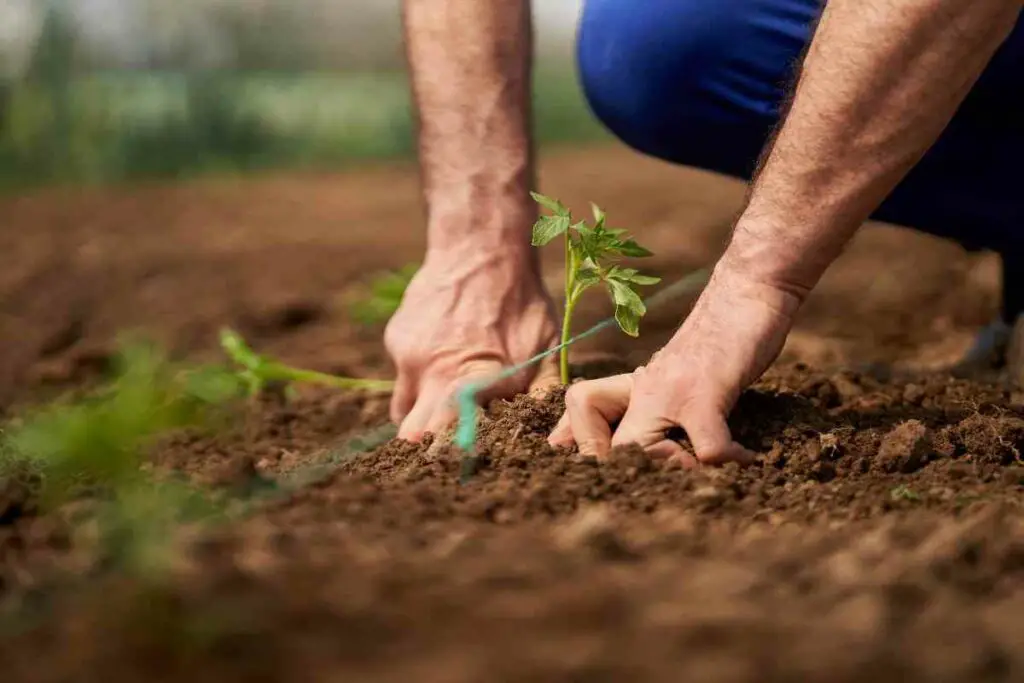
[
  {"xmin": 424, "ymin": 195, "xmax": 539, "ymax": 265},
  {"xmin": 705, "ymin": 248, "xmax": 805, "ymax": 321},
  {"xmin": 715, "ymin": 216, "xmax": 825, "ymax": 308}
]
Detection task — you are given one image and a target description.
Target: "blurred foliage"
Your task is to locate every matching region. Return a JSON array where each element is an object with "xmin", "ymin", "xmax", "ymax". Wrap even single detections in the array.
[
  {"xmin": 348, "ymin": 264, "xmax": 419, "ymax": 326},
  {"xmin": 0, "ymin": 1, "xmax": 602, "ymax": 189},
  {"xmin": 3, "ymin": 339, "xmax": 241, "ymax": 507},
  {"xmin": 0, "ymin": 69, "xmax": 606, "ymax": 190}
]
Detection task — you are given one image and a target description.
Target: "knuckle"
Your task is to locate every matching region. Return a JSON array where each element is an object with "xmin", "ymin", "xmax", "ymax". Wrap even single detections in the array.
[{"xmin": 563, "ymin": 382, "xmax": 593, "ymax": 407}]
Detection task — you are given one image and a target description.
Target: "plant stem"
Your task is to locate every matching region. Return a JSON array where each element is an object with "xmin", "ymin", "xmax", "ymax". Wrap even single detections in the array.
[
  {"xmin": 560, "ymin": 292, "xmax": 578, "ymax": 385},
  {"xmin": 561, "ymin": 232, "xmax": 575, "ymax": 385},
  {"xmin": 263, "ymin": 364, "xmax": 394, "ymax": 392}
]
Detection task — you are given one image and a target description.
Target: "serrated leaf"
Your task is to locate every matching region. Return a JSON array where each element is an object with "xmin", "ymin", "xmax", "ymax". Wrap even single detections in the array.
[
  {"xmin": 531, "ymin": 215, "xmax": 570, "ymax": 246},
  {"xmin": 607, "ymin": 279, "xmax": 647, "ymax": 316},
  {"xmin": 590, "ymin": 203, "xmax": 607, "ymax": 230},
  {"xmin": 618, "ymin": 239, "xmax": 654, "ymax": 258},
  {"xmin": 614, "ymin": 305, "xmax": 640, "ymax": 337},
  {"xmin": 531, "ymin": 192, "xmax": 569, "ymax": 216}
]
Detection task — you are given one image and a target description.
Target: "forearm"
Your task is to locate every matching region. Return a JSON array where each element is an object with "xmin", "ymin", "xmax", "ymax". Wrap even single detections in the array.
[
  {"xmin": 403, "ymin": 0, "xmax": 536, "ymax": 261},
  {"xmin": 721, "ymin": 0, "xmax": 1021, "ymax": 303}
]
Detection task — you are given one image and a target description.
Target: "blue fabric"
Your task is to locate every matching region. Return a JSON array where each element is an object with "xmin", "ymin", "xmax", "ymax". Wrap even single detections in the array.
[{"xmin": 577, "ymin": 0, "xmax": 1024, "ymax": 254}]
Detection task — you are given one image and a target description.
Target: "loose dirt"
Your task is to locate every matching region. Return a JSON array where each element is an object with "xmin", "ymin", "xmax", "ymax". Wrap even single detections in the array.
[{"xmin": 0, "ymin": 147, "xmax": 1020, "ymax": 681}]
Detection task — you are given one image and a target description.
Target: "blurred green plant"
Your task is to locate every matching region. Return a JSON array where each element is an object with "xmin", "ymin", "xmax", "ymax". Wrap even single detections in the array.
[
  {"xmin": 219, "ymin": 327, "xmax": 393, "ymax": 397},
  {"xmin": 3, "ymin": 339, "xmax": 242, "ymax": 507},
  {"xmin": 0, "ymin": 67, "xmax": 607, "ymax": 190},
  {"xmin": 348, "ymin": 264, "xmax": 418, "ymax": 326}
]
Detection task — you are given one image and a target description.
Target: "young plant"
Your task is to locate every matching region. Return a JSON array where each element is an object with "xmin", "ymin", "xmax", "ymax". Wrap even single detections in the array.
[
  {"xmin": 4, "ymin": 339, "xmax": 240, "ymax": 507},
  {"xmin": 348, "ymin": 264, "xmax": 418, "ymax": 326},
  {"xmin": 219, "ymin": 328, "xmax": 393, "ymax": 397},
  {"xmin": 531, "ymin": 193, "xmax": 660, "ymax": 383}
]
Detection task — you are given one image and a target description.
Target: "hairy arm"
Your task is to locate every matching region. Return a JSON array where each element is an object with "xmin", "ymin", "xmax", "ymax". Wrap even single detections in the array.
[
  {"xmin": 721, "ymin": 0, "xmax": 1022, "ymax": 303},
  {"xmin": 388, "ymin": 1, "xmax": 558, "ymax": 439},
  {"xmin": 402, "ymin": 0, "xmax": 537, "ymax": 263}
]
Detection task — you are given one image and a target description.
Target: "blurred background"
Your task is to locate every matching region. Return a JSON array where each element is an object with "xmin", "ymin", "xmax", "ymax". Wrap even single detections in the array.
[{"xmin": 0, "ymin": 0, "xmax": 602, "ymax": 190}]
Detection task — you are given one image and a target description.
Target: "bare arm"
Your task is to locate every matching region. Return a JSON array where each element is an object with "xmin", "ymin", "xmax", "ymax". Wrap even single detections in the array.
[
  {"xmin": 387, "ymin": 1, "xmax": 558, "ymax": 440},
  {"xmin": 721, "ymin": 0, "xmax": 1022, "ymax": 304},
  {"xmin": 402, "ymin": 0, "xmax": 537, "ymax": 261},
  {"xmin": 555, "ymin": 0, "xmax": 1024, "ymax": 463}
]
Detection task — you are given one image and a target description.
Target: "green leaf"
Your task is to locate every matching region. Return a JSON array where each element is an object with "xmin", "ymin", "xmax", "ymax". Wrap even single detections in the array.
[
  {"xmin": 531, "ymin": 215, "xmax": 571, "ymax": 246},
  {"xmin": 590, "ymin": 203, "xmax": 607, "ymax": 230},
  {"xmin": 575, "ymin": 267, "xmax": 602, "ymax": 288},
  {"xmin": 618, "ymin": 239, "xmax": 654, "ymax": 258},
  {"xmin": 614, "ymin": 305, "xmax": 640, "ymax": 337},
  {"xmin": 531, "ymin": 192, "xmax": 569, "ymax": 216},
  {"xmin": 627, "ymin": 274, "xmax": 661, "ymax": 286},
  {"xmin": 607, "ymin": 279, "xmax": 647, "ymax": 316},
  {"xmin": 219, "ymin": 328, "xmax": 262, "ymax": 370}
]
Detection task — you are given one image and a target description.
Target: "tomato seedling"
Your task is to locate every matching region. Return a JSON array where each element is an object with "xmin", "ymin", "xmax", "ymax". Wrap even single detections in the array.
[
  {"xmin": 219, "ymin": 328, "xmax": 394, "ymax": 397},
  {"xmin": 531, "ymin": 193, "xmax": 660, "ymax": 384}
]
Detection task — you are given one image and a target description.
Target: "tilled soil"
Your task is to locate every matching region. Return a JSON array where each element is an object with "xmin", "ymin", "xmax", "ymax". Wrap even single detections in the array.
[
  {"xmin": 3, "ymin": 366, "xmax": 1024, "ymax": 682},
  {"xmin": 0, "ymin": 148, "xmax": 1021, "ymax": 681}
]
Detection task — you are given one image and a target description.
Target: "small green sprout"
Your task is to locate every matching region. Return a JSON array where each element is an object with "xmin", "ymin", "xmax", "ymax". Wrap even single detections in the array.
[
  {"xmin": 890, "ymin": 485, "xmax": 922, "ymax": 502},
  {"xmin": 348, "ymin": 264, "xmax": 418, "ymax": 326},
  {"xmin": 219, "ymin": 328, "xmax": 393, "ymax": 397},
  {"xmin": 4, "ymin": 340, "xmax": 239, "ymax": 506},
  {"xmin": 531, "ymin": 193, "xmax": 660, "ymax": 384}
]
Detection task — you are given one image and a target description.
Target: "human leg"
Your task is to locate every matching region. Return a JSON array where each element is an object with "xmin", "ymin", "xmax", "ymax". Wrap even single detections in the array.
[{"xmin": 577, "ymin": 0, "xmax": 1024, "ymax": 370}]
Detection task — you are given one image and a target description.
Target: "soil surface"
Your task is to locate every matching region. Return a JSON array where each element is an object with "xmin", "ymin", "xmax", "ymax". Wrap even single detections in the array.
[{"xmin": 0, "ymin": 146, "xmax": 1021, "ymax": 682}]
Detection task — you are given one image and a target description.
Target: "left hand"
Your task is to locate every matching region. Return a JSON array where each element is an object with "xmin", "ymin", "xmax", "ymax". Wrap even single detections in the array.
[{"xmin": 548, "ymin": 263, "xmax": 800, "ymax": 465}]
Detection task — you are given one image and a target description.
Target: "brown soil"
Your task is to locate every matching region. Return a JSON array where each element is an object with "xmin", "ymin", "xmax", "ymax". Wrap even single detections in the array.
[{"xmin": 0, "ymin": 146, "xmax": 1021, "ymax": 681}]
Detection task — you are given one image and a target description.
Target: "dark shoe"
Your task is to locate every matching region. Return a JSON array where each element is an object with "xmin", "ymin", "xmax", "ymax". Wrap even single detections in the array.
[
  {"xmin": 1005, "ymin": 315, "xmax": 1024, "ymax": 387},
  {"xmin": 950, "ymin": 318, "xmax": 1012, "ymax": 379}
]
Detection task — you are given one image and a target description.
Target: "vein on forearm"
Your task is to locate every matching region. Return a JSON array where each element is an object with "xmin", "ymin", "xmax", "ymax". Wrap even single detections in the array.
[
  {"xmin": 728, "ymin": 0, "xmax": 1022, "ymax": 295},
  {"xmin": 403, "ymin": 0, "xmax": 535, "ymax": 253}
]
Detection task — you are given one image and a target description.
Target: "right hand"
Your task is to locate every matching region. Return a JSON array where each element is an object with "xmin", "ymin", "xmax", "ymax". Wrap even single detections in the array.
[{"xmin": 384, "ymin": 249, "xmax": 560, "ymax": 441}]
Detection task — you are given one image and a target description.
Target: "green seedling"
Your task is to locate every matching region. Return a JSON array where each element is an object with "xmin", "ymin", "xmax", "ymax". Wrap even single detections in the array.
[
  {"xmin": 531, "ymin": 192, "xmax": 660, "ymax": 384},
  {"xmin": 4, "ymin": 339, "xmax": 240, "ymax": 507},
  {"xmin": 219, "ymin": 327, "xmax": 393, "ymax": 397},
  {"xmin": 890, "ymin": 485, "xmax": 922, "ymax": 502},
  {"xmin": 348, "ymin": 264, "xmax": 418, "ymax": 326}
]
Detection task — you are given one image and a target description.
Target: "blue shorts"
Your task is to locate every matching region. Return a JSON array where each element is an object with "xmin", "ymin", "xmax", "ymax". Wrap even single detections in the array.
[{"xmin": 577, "ymin": 0, "xmax": 1024, "ymax": 255}]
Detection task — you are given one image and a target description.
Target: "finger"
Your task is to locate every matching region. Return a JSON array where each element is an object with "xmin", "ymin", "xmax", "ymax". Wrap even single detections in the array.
[
  {"xmin": 425, "ymin": 360, "xmax": 510, "ymax": 437},
  {"xmin": 389, "ymin": 371, "xmax": 417, "ymax": 424},
  {"xmin": 548, "ymin": 410, "xmax": 574, "ymax": 446},
  {"xmin": 560, "ymin": 374, "xmax": 633, "ymax": 459},
  {"xmin": 611, "ymin": 396, "xmax": 674, "ymax": 452},
  {"xmin": 675, "ymin": 406, "xmax": 756, "ymax": 466},
  {"xmin": 528, "ymin": 354, "xmax": 562, "ymax": 394},
  {"xmin": 645, "ymin": 438, "xmax": 688, "ymax": 461},
  {"xmin": 398, "ymin": 377, "xmax": 450, "ymax": 442}
]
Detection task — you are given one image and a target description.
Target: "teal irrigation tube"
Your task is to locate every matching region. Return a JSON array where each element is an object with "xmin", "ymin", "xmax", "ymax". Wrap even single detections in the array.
[{"xmin": 453, "ymin": 267, "xmax": 712, "ymax": 452}]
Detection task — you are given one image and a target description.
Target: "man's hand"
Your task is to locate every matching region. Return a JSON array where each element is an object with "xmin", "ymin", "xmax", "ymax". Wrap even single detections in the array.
[
  {"xmin": 386, "ymin": 250, "xmax": 558, "ymax": 440},
  {"xmin": 393, "ymin": 0, "xmax": 542, "ymax": 437},
  {"xmin": 549, "ymin": 262, "xmax": 792, "ymax": 464},
  {"xmin": 551, "ymin": 0, "xmax": 1020, "ymax": 463}
]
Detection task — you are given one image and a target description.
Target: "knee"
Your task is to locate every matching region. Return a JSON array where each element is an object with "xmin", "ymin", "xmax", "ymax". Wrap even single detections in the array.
[
  {"xmin": 576, "ymin": 0, "xmax": 737, "ymax": 158},
  {"xmin": 576, "ymin": 0, "xmax": 804, "ymax": 177}
]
